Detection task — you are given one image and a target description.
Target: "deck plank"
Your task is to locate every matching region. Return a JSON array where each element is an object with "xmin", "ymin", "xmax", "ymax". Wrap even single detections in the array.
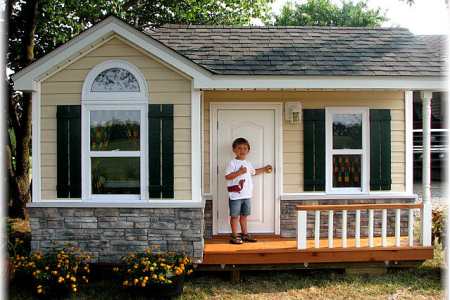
[{"xmin": 202, "ymin": 236, "xmax": 433, "ymax": 265}]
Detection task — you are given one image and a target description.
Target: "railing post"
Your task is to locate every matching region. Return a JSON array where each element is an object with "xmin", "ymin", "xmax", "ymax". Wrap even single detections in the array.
[
  {"xmin": 297, "ymin": 210, "xmax": 307, "ymax": 250},
  {"xmin": 421, "ymin": 91, "xmax": 433, "ymax": 247}
]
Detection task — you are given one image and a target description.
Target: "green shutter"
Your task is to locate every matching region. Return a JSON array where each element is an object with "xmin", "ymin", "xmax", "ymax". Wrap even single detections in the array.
[
  {"xmin": 370, "ymin": 109, "xmax": 391, "ymax": 190},
  {"xmin": 57, "ymin": 105, "xmax": 81, "ymax": 198},
  {"xmin": 303, "ymin": 109, "xmax": 325, "ymax": 191},
  {"xmin": 148, "ymin": 104, "xmax": 174, "ymax": 198}
]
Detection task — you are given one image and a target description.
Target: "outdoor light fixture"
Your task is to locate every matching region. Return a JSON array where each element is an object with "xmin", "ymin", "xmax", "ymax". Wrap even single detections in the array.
[{"xmin": 285, "ymin": 102, "xmax": 302, "ymax": 124}]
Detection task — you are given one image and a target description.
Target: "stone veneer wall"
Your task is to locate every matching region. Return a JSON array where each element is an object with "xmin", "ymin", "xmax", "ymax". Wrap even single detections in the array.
[
  {"xmin": 204, "ymin": 200, "xmax": 213, "ymax": 240},
  {"xmin": 203, "ymin": 199, "xmax": 415, "ymax": 239},
  {"xmin": 29, "ymin": 207, "xmax": 204, "ymax": 263}
]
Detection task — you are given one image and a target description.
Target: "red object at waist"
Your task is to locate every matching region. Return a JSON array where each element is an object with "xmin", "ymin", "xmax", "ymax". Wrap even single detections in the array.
[{"xmin": 227, "ymin": 179, "xmax": 245, "ymax": 192}]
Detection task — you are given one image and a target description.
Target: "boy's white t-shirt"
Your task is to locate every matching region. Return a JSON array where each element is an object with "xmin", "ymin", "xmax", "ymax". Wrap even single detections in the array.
[{"xmin": 225, "ymin": 158, "xmax": 256, "ymax": 200}]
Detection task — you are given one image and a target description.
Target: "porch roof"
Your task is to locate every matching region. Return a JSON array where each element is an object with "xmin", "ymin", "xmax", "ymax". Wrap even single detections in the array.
[{"xmin": 147, "ymin": 25, "xmax": 447, "ymax": 77}]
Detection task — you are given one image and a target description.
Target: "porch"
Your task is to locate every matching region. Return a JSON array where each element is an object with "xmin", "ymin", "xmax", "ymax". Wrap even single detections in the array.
[{"xmin": 201, "ymin": 203, "xmax": 434, "ymax": 267}]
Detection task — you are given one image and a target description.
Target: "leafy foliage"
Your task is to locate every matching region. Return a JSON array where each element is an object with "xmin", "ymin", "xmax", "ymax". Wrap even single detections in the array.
[
  {"xmin": 274, "ymin": 0, "xmax": 386, "ymax": 27},
  {"xmin": 432, "ymin": 208, "xmax": 446, "ymax": 247},
  {"xmin": 10, "ymin": 247, "xmax": 91, "ymax": 298}
]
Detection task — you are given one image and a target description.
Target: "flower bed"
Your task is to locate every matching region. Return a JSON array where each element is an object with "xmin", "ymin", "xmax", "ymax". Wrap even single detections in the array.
[
  {"xmin": 114, "ymin": 249, "xmax": 193, "ymax": 298},
  {"xmin": 10, "ymin": 246, "xmax": 91, "ymax": 299}
]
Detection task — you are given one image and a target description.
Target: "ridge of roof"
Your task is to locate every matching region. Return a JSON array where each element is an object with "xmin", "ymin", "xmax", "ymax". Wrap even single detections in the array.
[{"xmin": 156, "ymin": 24, "xmax": 412, "ymax": 31}]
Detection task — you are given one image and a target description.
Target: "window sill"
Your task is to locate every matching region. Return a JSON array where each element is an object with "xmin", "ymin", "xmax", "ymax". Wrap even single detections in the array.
[
  {"xmin": 27, "ymin": 200, "xmax": 204, "ymax": 208},
  {"xmin": 280, "ymin": 193, "xmax": 418, "ymax": 201}
]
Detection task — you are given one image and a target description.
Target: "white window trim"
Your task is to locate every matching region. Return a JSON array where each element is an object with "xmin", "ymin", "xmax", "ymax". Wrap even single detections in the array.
[
  {"xmin": 81, "ymin": 60, "xmax": 149, "ymax": 202},
  {"xmin": 325, "ymin": 107, "xmax": 370, "ymax": 194},
  {"xmin": 82, "ymin": 104, "xmax": 148, "ymax": 201},
  {"xmin": 82, "ymin": 60, "xmax": 148, "ymax": 102}
]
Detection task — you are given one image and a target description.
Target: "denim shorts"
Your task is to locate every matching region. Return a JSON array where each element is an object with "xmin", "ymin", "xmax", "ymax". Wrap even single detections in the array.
[{"xmin": 229, "ymin": 198, "xmax": 251, "ymax": 217}]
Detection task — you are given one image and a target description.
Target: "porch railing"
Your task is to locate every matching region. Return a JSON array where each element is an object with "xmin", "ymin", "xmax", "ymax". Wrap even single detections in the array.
[{"xmin": 296, "ymin": 203, "xmax": 424, "ymax": 250}]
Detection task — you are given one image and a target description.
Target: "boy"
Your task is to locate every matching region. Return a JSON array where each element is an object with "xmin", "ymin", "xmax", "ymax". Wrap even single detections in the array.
[{"xmin": 225, "ymin": 137, "xmax": 272, "ymax": 244}]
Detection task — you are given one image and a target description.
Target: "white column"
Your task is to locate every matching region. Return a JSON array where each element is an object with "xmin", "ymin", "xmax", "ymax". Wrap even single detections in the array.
[
  {"xmin": 421, "ymin": 91, "xmax": 433, "ymax": 247},
  {"xmin": 31, "ymin": 83, "xmax": 41, "ymax": 202},
  {"xmin": 191, "ymin": 88, "xmax": 202, "ymax": 202},
  {"xmin": 297, "ymin": 210, "xmax": 308, "ymax": 249}
]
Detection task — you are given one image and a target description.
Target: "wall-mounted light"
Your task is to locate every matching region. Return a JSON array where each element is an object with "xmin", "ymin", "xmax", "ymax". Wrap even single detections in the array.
[{"xmin": 285, "ymin": 102, "xmax": 302, "ymax": 124}]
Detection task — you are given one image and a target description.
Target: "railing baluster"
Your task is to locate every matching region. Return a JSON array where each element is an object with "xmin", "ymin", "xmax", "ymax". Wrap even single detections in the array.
[
  {"xmin": 297, "ymin": 210, "xmax": 307, "ymax": 250},
  {"xmin": 382, "ymin": 209, "xmax": 387, "ymax": 247},
  {"xmin": 342, "ymin": 210, "xmax": 347, "ymax": 248},
  {"xmin": 355, "ymin": 210, "xmax": 361, "ymax": 248},
  {"xmin": 314, "ymin": 210, "xmax": 320, "ymax": 248},
  {"xmin": 395, "ymin": 208, "xmax": 401, "ymax": 247},
  {"xmin": 368, "ymin": 209, "xmax": 374, "ymax": 247},
  {"xmin": 408, "ymin": 209, "xmax": 414, "ymax": 247},
  {"xmin": 328, "ymin": 210, "xmax": 334, "ymax": 248}
]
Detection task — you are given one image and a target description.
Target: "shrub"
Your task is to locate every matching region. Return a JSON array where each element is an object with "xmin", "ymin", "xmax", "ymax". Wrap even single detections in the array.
[
  {"xmin": 432, "ymin": 208, "xmax": 446, "ymax": 247},
  {"xmin": 114, "ymin": 249, "xmax": 193, "ymax": 290},
  {"xmin": 7, "ymin": 220, "xmax": 30, "ymax": 258},
  {"xmin": 10, "ymin": 247, "xmax": 91, "ymax": 298}
]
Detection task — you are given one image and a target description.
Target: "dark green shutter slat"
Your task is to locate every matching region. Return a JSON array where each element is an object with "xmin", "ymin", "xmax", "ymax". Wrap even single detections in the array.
[
  {"xmin": 148, "ymin": 105, "xmax": 162, "ymax": 198},
  {"xmin": 148, "ymin": 104, "xmax": 174, "ymax": 198},
  {"xmin": 57, "ymin": 106, "xmax": 81, "ymax": 198},
  {"xmin": 303, "ymin": 109, "xmax": 325, "ymax": 191},
  {"xmin": 161, "ymin": 105, "xmax": 174, "ymax": 198},
  {"xmin": 370, "ymin": 109, "xmax": 391, "ymax": 190}
]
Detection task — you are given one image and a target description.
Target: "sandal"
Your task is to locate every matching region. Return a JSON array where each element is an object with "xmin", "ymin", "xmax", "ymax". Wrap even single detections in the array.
[
  {"xmin": 230, "ymin": 234, "xmax": 243, "ymax": 244},
  {"xmin": 241, "ymin": 233, "xmax": 257, "ymax": 243}
]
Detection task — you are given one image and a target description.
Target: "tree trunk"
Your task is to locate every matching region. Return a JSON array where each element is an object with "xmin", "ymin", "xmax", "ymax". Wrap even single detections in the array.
[{"xmin": 8, "ymin": 0, "xmax": 38, "ymax": 218}]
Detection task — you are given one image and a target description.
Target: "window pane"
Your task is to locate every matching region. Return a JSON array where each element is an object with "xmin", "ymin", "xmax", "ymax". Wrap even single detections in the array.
[
  {"xmin": 90, "ymin": 110, "xmax": 140, "ymax": 151},
  {"xmin": 332, "ymin": 155, "xmax": 361, "ymax": 188},
  {"xmin": 92, "ymin": 157, "xmax": 140, "ymax": 194},
  {"xmin": 333, "ymin": 113, "xmax": 362, "ymax": 149},
  {"xmin": 91, "ymin": 68, "xmax": 140, "ymax": 92}
]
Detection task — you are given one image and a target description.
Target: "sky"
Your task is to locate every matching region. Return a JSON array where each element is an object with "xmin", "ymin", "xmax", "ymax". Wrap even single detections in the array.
[{"xmin": 270, "ymin": 0, "xmax": 449, "ymax": 35}]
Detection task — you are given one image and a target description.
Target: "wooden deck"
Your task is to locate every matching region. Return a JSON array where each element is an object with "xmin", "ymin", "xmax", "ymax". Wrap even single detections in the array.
[{"xmin": 202, "ymin": 235, "xmax": 433, "ymax": 265}]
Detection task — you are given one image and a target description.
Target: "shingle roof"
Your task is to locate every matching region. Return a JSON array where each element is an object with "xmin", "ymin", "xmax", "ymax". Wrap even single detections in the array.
[{"xmin": 146, "ymin": 25, "xmax": 447, "ymax": 76}]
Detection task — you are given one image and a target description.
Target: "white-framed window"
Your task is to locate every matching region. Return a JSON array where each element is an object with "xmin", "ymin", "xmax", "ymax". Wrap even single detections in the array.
[
  {"xmin": 325, "ymin": 107, "xmax": 369, "ymax": 194},
  {"xmin": 81, "ymin": 60, "xmax": 148, "ymax": 201}
]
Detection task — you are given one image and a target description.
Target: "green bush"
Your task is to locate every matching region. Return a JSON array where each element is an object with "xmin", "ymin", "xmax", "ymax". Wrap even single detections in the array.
[
  {"xmin": 114, "ymin": 248, "xmax": 193, "ymax": 289},
  {"xmin": 432, "ymin": 208, "xmax": 446, "ymax": 247},
  {"xmin": 10, "ymin": 247, "xmax": 91, "ymax": 298}
]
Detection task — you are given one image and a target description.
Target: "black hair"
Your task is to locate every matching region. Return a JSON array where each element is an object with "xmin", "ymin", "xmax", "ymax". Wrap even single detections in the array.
[{"xmin": 232, "ymin": 137, "xmax": 250, "ymax": 150}]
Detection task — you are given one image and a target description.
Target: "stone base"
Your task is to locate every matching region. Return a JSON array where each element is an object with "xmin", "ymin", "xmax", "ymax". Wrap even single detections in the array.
[{"xmin": 29, "ymin": 207, "xmax": 204, "ymax": 263}]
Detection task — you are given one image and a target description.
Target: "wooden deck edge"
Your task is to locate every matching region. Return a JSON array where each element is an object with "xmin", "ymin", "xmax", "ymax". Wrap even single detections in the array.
[
  {"xmin": 197, "ymin": 261, "xmax": 425, "ymax": 271},
  {"xmin": 201, "ymin": 247, "xmax": 434, "ymax": 265}
]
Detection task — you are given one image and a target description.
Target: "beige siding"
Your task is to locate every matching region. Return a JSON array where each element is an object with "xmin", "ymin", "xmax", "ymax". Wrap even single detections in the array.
[
  {"xmin": 203, "ymin": 90, "xmax": 406, "ymax": 194},
  {"xmin": 41, "ymin": 36, "xmax": 192, "ymax": 200}
]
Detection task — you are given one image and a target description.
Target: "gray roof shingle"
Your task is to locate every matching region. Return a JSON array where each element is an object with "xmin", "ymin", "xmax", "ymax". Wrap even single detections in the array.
[{"xmin": 146, "ymin": 25, "xmax": 447, "ymax": 76}]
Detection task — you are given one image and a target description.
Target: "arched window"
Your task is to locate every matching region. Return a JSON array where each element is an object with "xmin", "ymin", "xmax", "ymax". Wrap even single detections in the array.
[
  {"xmin": 91, "ymin": 68, "xmax": 140, "ymax": 92},
  {"xmin": 81, "ymin": 60, "xmax": 148, "ymax": 201}
]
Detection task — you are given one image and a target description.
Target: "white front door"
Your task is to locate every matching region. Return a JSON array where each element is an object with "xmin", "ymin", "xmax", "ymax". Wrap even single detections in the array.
[{"xmin": 216, "ymin": 108, "xmax": 276, "ymax": 233}]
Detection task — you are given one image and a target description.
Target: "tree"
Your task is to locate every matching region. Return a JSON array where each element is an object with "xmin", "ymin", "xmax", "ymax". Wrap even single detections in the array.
[
  {"xmin": 7, "ymin": 0, "xmax": 273, "ymax": 218},
  {"xmin": 274, "ymin": 0, "xmax": 386, "ymax": 27}
]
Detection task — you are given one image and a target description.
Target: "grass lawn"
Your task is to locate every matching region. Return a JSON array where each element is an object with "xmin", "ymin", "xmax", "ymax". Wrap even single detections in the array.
[{"xmin": 9, "ymin": 247, "xmax": 444, "ymax": 300}]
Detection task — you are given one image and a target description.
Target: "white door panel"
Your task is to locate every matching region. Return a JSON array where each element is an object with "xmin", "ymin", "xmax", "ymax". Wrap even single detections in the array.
[{"xmin": 216, "ymin": 109, "xmax": 275, "ymax": 233}]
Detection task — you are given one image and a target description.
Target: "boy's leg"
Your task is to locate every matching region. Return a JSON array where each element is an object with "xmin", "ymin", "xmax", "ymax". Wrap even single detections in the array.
[
  {"xmin": 229, "ymin": 199, "xmax": 243, "ymax": 244},
  {"xmin": 240, "ymin": 199, "xmax": 257, "ymax": 242},
  {"xmin": 239, "ymin": 215, "xmax": 248, "ymax": 235},
  {"xmin": 230, "ymin": 216, "xmax": 240, "ymax": 235}
]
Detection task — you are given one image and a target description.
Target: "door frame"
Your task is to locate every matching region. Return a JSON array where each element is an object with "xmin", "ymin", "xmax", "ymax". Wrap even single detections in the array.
[{"xmin": 210, "ymin": 102, "xmax": 283, "ymax": 235}]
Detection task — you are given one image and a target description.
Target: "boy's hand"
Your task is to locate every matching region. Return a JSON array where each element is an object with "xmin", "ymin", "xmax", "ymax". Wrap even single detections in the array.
[
  {"xmin": 238, "ymin": 166, "xmax": 247, "ymax": 175},
  {"xmin": 264, "ymin": 165, "xmax": 273, "ymax": 173}
]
